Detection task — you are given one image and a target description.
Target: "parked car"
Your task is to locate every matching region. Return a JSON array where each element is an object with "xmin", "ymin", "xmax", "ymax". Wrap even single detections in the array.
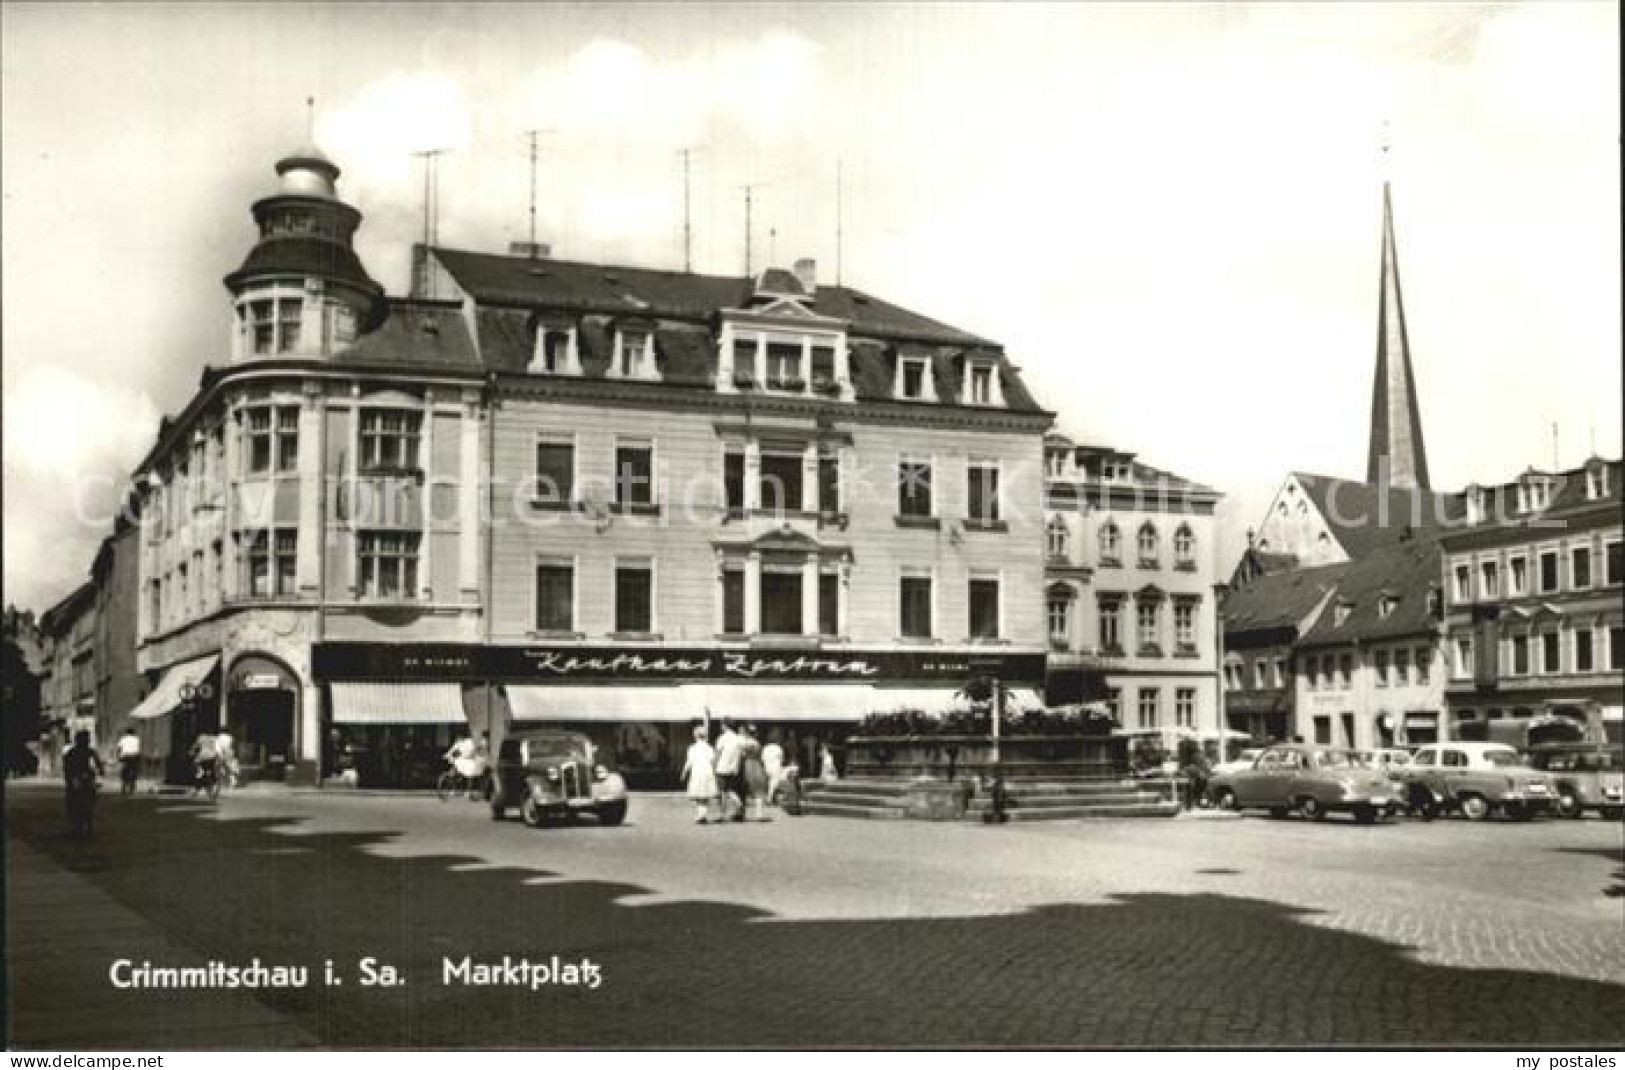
[
  {"xmin": 1403, "ymin": 742, "xmax": 1555, "ymax": 821},
  {"xmin": 1211, "ymin": 747, "xmax": 1265, "ymax": 778},
  {"xmin": 1354, "ymin": 748, "xmax": 1414, "ymax": 792},
  {"xmin": 1523, "ymin": 744, "xmax": 1623, "ymax": 821},
  {"xmin": 1207, "ymin": 744, "xmax": 1399, "ymax": 823},
  {"xmin": 488, "ymin": 728, "xmax": 628, "ymax": 827}
]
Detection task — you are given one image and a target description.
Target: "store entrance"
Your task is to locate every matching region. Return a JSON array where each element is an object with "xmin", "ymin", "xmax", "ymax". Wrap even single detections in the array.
[{"xmin": 229, "ymin": 688, "xmax": 296, "ymax": 782}]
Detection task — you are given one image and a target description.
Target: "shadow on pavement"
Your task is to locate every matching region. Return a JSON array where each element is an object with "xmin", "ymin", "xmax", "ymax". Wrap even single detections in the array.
[{"xmin": 8, "ymin": 791, "xmax": 1625, "ymax": 1049}]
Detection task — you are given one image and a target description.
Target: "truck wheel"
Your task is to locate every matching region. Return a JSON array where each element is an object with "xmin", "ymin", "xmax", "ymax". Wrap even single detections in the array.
[
  {"xmin": 597, "ymin": 800, "xmax": 628, "ymax": 827},
  {"xmin": 521, "ymin": 799, "xmax": 545, "ymax": 828},
  {"xmin": 1556, "ymin": 790, "xmax": 1582, "ymax": 819},
  {"xmin": 1298, "ymin": 796, "xmax": 1324, "ymax": 821},
  {"xmin": 1459, "ymin": 794, "xmax": 1489, "ymax": 822}
]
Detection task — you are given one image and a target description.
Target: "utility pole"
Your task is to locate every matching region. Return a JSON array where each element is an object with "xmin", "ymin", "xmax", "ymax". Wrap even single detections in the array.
[
  {"xmin": 835, "ymin": 157, "xmax": 844, "ymax": 287},
  {"xmin": 679, "ymin": 147, "xmax": 695, "ymax": 272},
  {"xmin": 744, "ymin": 184, "xmax": 754, "ymax": 276}
]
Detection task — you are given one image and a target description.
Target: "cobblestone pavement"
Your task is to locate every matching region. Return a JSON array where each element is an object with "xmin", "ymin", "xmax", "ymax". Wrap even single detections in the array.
[{"xmin": 7, "ymin": 781, "xmax": 1623, "ymax": 1049}]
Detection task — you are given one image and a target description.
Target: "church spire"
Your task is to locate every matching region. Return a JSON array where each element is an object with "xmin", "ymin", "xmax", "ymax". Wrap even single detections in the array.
[{"xmin": 1366, "ymin": 180, "xmax": 1431, "ymax": 489}]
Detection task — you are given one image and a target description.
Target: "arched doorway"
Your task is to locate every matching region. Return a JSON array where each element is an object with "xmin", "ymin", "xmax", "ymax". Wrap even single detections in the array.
[{"xmin": 227, "ymin": 653, "xmax": 301, "ymax": 782}]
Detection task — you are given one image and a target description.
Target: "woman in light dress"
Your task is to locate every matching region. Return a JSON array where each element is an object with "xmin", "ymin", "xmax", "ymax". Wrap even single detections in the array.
[{"xmin": 681, "ymin": 724, "xmax": 719, "ymax": 824}]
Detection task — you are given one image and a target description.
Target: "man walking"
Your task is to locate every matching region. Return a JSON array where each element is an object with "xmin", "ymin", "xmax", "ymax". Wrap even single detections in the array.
[
  {"xmin": 115, "ymin": 726, "xmax": 141, "ymax": 796},
  {"xmin": 713, "ymin": 720, "xmax": 745, "ymax": 822}
]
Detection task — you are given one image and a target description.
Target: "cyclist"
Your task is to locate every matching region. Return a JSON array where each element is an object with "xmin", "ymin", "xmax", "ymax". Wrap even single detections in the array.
[
  {"xmin": 63, "ymin": 730, "xmax": 104, "ymax": 837},
  {"xmin": 190, "ymin": 730, "xmax": 220, "ymax": 796},
  {"xmin": 115, "ymin": 727, "xmax": 141, "ymax": 796},
  {"xmin": 443, "ymin": 733, "xmax": 486, "ymax": 797},
  {"xmin": 215, "ymin": 726, "xmax": 239, "ymax": 790}
]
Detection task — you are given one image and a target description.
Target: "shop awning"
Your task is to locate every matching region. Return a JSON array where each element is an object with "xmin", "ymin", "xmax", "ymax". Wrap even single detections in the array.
[
  {"xmin": 128, "ymin": 653, "xmax": 220, "ymax": 720},
  {"xmin": 507, "ymin": 685, "xmax": 688, "ymax": 723},
  {"xmin": 330, "ymin": 682, "xmax": 467, "ymax": 725}
]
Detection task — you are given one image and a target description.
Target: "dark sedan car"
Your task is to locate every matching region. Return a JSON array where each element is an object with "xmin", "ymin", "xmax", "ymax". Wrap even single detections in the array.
[
  {"xmin": 488, "ymin": 728, "xmax": 629, "ymax": 827},
  {"xmin": 1208, "ymin": 743, "xmax": 1399, "ymax": 823}
]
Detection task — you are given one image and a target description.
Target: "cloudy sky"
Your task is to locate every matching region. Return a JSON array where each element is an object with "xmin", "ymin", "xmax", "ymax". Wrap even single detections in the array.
[{"xmin": 3, "ymin": 1, "xmax": 1619, "ymax": 613}]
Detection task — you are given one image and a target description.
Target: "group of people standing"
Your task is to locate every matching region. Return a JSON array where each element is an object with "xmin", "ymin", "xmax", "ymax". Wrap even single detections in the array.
[{"xmin": 681, "ymin": 721, "xmax": 837, "ymax": 824}]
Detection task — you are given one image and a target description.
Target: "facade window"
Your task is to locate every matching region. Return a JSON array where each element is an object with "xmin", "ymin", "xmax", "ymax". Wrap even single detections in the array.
[
  {"xmin": 1586, "ymin": 465, "xmax": 1609, "ymax": 500},
  {"xmin": 1455, "ymin": 637, "xmax": 1473, "ymax": 678},
  {"xmin": 899, "ymin": 357, "xmax": 930, "ymax": 400},
  {"xmin": 724, "ymin": 448, "xmax": 745, "ymax": 512},
  {"xmin": 765, "ymin": 342, "xmax": 802, "ymax": 389},
  {"xmin": 1334, "ymin": 603, "xmax": 1351, "ymax": 628},
  {"xmin": 721, "ymin": 568, "xmax": 746, "ymax": 636},
  {"xmin": 1136, "ymin": 688, "xmax": 1159, "ymax": 729},
  {"xmin": 1047, "ymin": 595, "xmax": 1071, "ymax": 646},
  {"xmin": 760, "ymin": 569, "xmax": 803, "ymax": 635},
  {"xmin": 538, "ymin": 330, "xmax": 570, "ymax": 373},
  {"xmin": 1105, "ymin": 687, "xmax": 1121, "ymax": 725},
  {"xmin": 535, "ymin": 437, "xmax": 575, "ymax": 503},
  {"xmin": 759, "ymin": 451, "xmax": 805, "ymax": 513},
  {"xmin": 967, "ymin": 462, "xmax": 1000, "ymax": 524},
  {"xmin": 245, "ymin": 407, "xmax": 298, "ymax": 474},
  {"xmin": 1576, "ymin": 629, "xmax": 1594, "ymax": 673},
  {"xmin": 1541, "ymin": 632, "xmax": 1561, "ymax": 674},
  {"xmin": 615, "ymin": 440, "xmax": 654, "ymax": 507},
  {"xmin": 1394, "ymin": 648, "xmax": 1410, "ymax": 686},
  {"xmin": 810, "ymin": 345, "xmax": 836, "ymax": 385},
  {"xmin": 1046, "ymin": 517, "xmax": 1070, "ymax": 560},
  {"xmin": 819, "ymin": 572, "xmax": 840, "ymax": 636},
  {"xmin": 1135, "ymin": 599, "xmax": 1159, "ymax": 653},
  {"xmin": 1374, "ymin": 650, "xmax": 1390, "ymax": 687},
  {"xmin": 1174, "ymin": 600, "xmax": 1196, "ymax": 650},
  {"xmin": 534, "ymin": 559, "xmax": 574, "ymax": 632},
  {"xmin": 1453, "ymin": 563, "xmax": 1471, "ymax": 603},
  {"xmin": 1607, "ymin": 541, "xmax": 1623, "ymax": 586},
  {"xmin": 1539, "ymin": 551, "xmax": 1560, "ymax": 593},
  {"xmin": 1571, "ymin": 546, "xmax": 1592, "ymax": 589},
  {"xmin": 1253, "ymin": 660, "xmax": 1267, "ymax": 689},
  {"xmin": 968, "ymin": 578, "xmax": 1000, "ymax": 640},
  {"xmin": 614, "ymin": 560, "xmax": 653, "ymax": 633},
  {"xmin": 1338, "ymin": 654, "xmax": 1352, "ymax": 687},
  {"xmin": 732, "ymin": 339, "xmax": 757, "ymax": 381},
  {"xmin": 1174, "ymin": 525, "xmax": 1195, "ymax": 568},
  {"xmin": 357, "ymin": 531, "xmax": 418, "ymax": 599},
  {"xmin": 900, "ymin": 575, "xmax": 933, "ymax": 639},
  {"xmin": 248, "ymin": 300, "xmax": 276, "ymax": 354},
  {"xmin": 1511, "ymin": 634, "xmax": 1529, "ymax": 675},
  {"xmin": 278, "ymin": 297, "xmax": 302, "ymax": 351},
  {"xmin": 1047, "ymin": 451, "xmax": 1068, "ymax": 479},
  {"xmin": 898, "ymin": 459, "xmax": 933, "ymax": 518},
  {"xmin": 1175, "ymin": 688, "xmax": 1195, "ymax": 729},
  {"xmin": 1480, "ymin": 560, "xmax": 1499, "ymax": 599},
  {"xmin": 359, "ymin": 409, "xmax": 422, "ymax": 471},
  {"xmin": 1509, "ymin": 556, "xmax": 1528, "ymax": 597},
  {"xmin": 1609, "ymin": 626, "xmax": 1624, "ymax": 671},
  {"xmin": 1305, "ymin": 656, "xmax": 1319, "ymax": 690},
  {"xmin": 1099, "ymin": 521, "xmax": 1121, "ymax": 564},
  {"xmin": 245, "ymin": 529, "xmax": 297, "ymax": 597},
  {"xmin": 176, "ymin": 564, "xmax": 188, "ymax": 619},
  {"xmin": 617, "ymin": 329, "xmax": 650, "ymax": 377},
  {"xmin": 1137, "ymin": 523, "xmax": 1159, "ymax": 566},
  {"xmin": 1415, "ymin": 647, "xmax": 1430, "ymax": 684},
  {"xmin": 275, "ymin": 408, "xmax": 299, "ymax": 472},
  {"xmin": 818, "ymin": 452, "xmax": 841, "ymax": 515},
  {"xmin": 1098, "ymin": 597, "xmax": 1122, "ymax": 653}
]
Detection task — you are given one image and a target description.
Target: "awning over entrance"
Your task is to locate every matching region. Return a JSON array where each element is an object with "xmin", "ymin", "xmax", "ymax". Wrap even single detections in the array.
[
  {"xmin": 330, "ymin": 682, "xmax": 467, "ymax": 725},
  {"xmin": 129, "ymin": 653, "xmax": 220, "ymax": 720},
  {"xmin": 507, "ymin": 685, "xmax": 686, "ymax": 723}
]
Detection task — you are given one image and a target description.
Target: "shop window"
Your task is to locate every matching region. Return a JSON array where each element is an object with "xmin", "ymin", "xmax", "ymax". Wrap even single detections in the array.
[
  {"xmin": 614, "ymin": 440, "xmax": 654, "ymax": 508},
  {"xmin": 535, "ymin": 437, "xmax": 575, "ymax": 504},
  {"xmin": 759, "ymin": 451, "xmax": 805, "ymax": 513},
  {"xmin": 760, "ymin": 570, "xmax": 803, "ymax": 635},
  {"xmin": 535, "ymin": 560, "xmax": 574, "ymax": 632},
  {"xmin": 614, "ymin": 561, "xmax": 653, "ymax": 633},
  {"xmin": 357, "ymin": 531, "xmax": 418, "ymax": 599},
  {"xmin": 969, "ymin": 577, "xmax": 1001, "ymax": 639},
  {"xmin": 359, "ymin": 409, "xmax": 422, "ymax": 471},
  {"xmin": 900, "ymin": 575, "xmax": 932, "ymax": 639},
  {"xmin": 967, "ymin": 462, "xmax": 1000, "ymax": 524},
  {"xmin": 898, "ymin": 459, "xmax": 933, "ymax": 518}
]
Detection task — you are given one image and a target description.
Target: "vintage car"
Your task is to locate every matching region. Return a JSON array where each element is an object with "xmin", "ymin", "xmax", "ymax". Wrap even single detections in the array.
[
  {"xmin": 1354, "ymin": 748, "xmax": 1414, "ymax": 790},
  {"xmin": 488, "ymin": 728, "xmax": 629, "ymax": 827},
  {"xmin": 1210, "ymin": 747, "xmax": 1265, "ymax": 778},
  {"xmin": 1207, "ymin": 743, "xmax": 1398, "ymax": 823},
  {"xmin": 1404, "ymin": 742, "xmax": 1555, "ymax": 821},
  {"xmin": 1523, "ymin": 744, "xmax": 1623, "ymax": 821}
]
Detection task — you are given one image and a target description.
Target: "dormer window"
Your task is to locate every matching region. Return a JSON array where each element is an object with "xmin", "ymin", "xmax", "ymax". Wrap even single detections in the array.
[
  {"xmin": 1465, "ymin": 485, "xmax": 1484, "ymax": 525},
  {"xmin": 1046, "ymin": 451, "xmax": 1068, "ymax": 479},
  {"xmin": 1586, "ymin": 464, "xmax": 1608, "ymax": 501},
  {"xmin": 1334, "ymin": 602, "xmax": 1352, "ymax": 627},
  {"xmin": 766, "ymin": 341, "xmax": 803, "ymax": 390},
  {"xmin": 962, "ymin": 357, "xmax": 1003, "ymax": 406},
  {"xmin": 1517, "ymin": 477, "xmax": 1551, "ymax": 514},
  {"xmin": 531, "ymin": 323, "xmax": 580, "ymax": 376},
  {"xmin": 898, "ymin": 356, "xmax": 932, "ymax": 401},
  {"xmin": 1377, "ymin": 593, "xmax": 1397, "ymax": 619},
  {"xmin": 616, "ymin": 329, "xmax": 652, "ymax": 378}
]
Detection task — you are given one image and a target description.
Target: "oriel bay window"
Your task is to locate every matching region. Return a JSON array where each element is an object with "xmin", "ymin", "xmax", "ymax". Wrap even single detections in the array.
[
  {"xmin": 900, "ymin": 573, "xmax": 933, "ymax": 639},
  {"xmin": 967, "ymin": 462, "xmax": 1001, "ymax": 525},
  {"xmin": 614, "ymin": 559, "xmax": 653, "ymax": 633},
  {"xmin": 357, "ymin": 531, "xmax": 419, "ymax": 599},
  {"xmin": 614, "ymin": 439, "xmax": 655, "ymax": 509},
  {"xmin": 969, "ymin": 576, "xmax": 1001, "ymax": 640},
  {"xmin": 760, "ymin": 567, "xmax": 803, "ymax": 635},
  {"xmin": 244, "ymin": 529, "xmax": 296, "ymax": 597},
  {"xmin": 534, "ymin": 558, "xmax": 574, "ymax": 633},
  {"xmin": 360, "ymin": 409, "xmax": 422, "ymax": 471},
  {"xmin": 759, "ymin": 449, "xmax": 805, "ymax": 513},
  {"xmin": 898, "ymin": 458, "xmax": 933, "ymax": 519},
  {"xmin": 535, "ymin": 436, "xmax": 575, "ymax": 505}
]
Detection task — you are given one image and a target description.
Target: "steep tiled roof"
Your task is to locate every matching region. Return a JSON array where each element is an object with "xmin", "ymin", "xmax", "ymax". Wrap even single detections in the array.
[
  {"xmin": 1450, "ymin": 459, "xmax": 1624, "ymax": 534},
  {"xmin": 431, "ymin": 247, "xmax": 993, "ymax": 346},
  {"xmin": 1292, "ymin": 472, "xmax": 1465, "ymax": 558},
  {"xmin": 1297, "ymin": 536, "xmax": 1442, "ymax": 647},
  {"xmin": 1222, "ymin": 561, "xmax": 1349, "ymax": 637},
  {"xmin": 340, "ymin": 300, "xmax": 477, "ymax": 369}
]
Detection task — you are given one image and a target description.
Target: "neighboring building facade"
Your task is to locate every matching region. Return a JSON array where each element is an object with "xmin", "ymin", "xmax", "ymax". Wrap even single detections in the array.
[
  {"xmin": 1220, "ymin": 561, "xmax": 1345, "ymax": 744},
  {"xmin": 1043, "ymin": 434, "xmax": 1223, "ymax": 738},
  {"xmin": 91, "ymin": 519, "xmax": 146, "ymax": 759},
  {"xmin": 36, "ymin": 582, "xmax": 97, "ymax": 770},
  {"xmin": 1439, "ymin": 457, "xmax": 1624, "ymax": 747}
]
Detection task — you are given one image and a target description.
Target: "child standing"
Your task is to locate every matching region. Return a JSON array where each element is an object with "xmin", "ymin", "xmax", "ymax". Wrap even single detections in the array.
[{"xmin": 681, "ymin": 725, "xmax": 719, "ymax": 824}]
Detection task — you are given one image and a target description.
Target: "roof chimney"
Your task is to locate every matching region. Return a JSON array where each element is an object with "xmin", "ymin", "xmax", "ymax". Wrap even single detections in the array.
[{"xmin": 793, "ymin": 257, "xmax": 817, "ymax": 292}]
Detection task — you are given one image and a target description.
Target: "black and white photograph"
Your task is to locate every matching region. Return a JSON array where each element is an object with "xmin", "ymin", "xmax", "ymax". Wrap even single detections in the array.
[{"xmin": 2, "ymin": 0, "xmax": 1621, "ymax": 1055}]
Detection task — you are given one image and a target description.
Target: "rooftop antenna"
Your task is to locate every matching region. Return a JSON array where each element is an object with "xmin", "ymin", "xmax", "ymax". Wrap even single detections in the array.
[
  {"xmin": 305, "ymin": 95, "xmax": 316, "ymax": 144},
  {"xmin": 743, "ymin": 184, "xmax": 755, "ymax": 276},
  {"xmin": 522, "ymin": 129, "xmax": 556, "ymax": 254},
  {"xmin": 412, "ymin": 148, "xmax": 448, "ymax": 296},
  {"xmin": 835, "ymin": 157, "xmax": 844, "ymax": 287},
  {"xmin": 676, "ymin": 146, "xmax": 706, "ymax": 272},
  {"xmin": 1552, "ymin": 421, "xmax": 1560, "ymax": 471},
  {"xmin": 769, "ymin": 226, "xmax": 777, "ymax": 268}
]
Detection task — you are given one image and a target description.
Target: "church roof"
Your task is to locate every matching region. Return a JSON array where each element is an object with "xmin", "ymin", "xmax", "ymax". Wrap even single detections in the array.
[
  {"xmin": 1290, "ymin": 471, "xmax": 1465, "ymax": 558},
  {"xmin": 1367, "ymin": 182, "xmax": 1432, "ymax": 488}
]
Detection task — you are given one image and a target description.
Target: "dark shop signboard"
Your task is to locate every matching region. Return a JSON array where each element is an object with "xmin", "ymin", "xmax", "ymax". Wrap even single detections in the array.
[{"xmin": 311, "ymin": 642, "xmax": 1045, "ymax": 685}]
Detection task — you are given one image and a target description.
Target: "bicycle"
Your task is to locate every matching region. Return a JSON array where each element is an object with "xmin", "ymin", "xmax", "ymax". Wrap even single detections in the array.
[
  {"xmin": 436, "ymin": 765, "xmax": 488, "ymax": 802},
  {"xmin": 119, "ymin": 757, "xmax": 139, "ymax": 797},
  {"xmin": 194, "ymin": 760, "xmax": 222, "ymax": 802}
]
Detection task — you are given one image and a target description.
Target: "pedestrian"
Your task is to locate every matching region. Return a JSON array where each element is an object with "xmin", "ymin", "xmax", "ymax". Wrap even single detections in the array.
[
  {"xmin": 189, "ymin": 729, "xmax": 220, "ymax": 794},
  {"xmin": 681, "ymin": 725, "xmax": 719, "ymax": 824},
  {"xmin": 62, "ymin": 729, "xmax": 103, "ymax": 838},
  {"xmin": 741, "ymin": 725, "xmax": 770, "ymax": 822},
  {"xmin": 819, "ymin": 741, "xmax": 839, "ymax": 782},
  {"xmin": 762, "ymin": 730, "xmax": 786, "ymax": 805},
  {"xmin": 713, "ymin": 720, "xmax": 745, "ymax": 821},
  {"xmin": 215, "ymin": 725, "xmax": 239, "ymax": 789},
  {"xmin": 115, "ymin": 726, "xmax": 141, "ymax": 796}
]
